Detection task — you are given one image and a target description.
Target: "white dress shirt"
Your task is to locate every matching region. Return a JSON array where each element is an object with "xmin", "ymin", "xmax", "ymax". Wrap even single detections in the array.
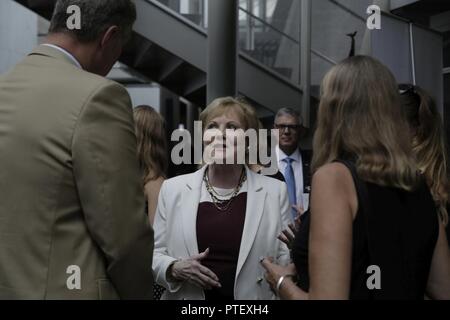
[
  {"xmin": 42, "ymin": 44, "xmax": 82, "ymax": 69},
  {"xmin": 276, "ymin": 145, "xmax": 309, "ymax": 210}
]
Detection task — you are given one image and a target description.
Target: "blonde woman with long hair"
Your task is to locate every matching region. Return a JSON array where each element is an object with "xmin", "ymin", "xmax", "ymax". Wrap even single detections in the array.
[
  {"xmin": 262, "ymin": 56, "xmax": 450, "ymax": 300},
  {"xmin": 134, "ymin": 105, "xmax": 168, "ymax": 225},
  {"xmin": 134, "ymin": 105, "xmax": 168, "ymax": 300}
]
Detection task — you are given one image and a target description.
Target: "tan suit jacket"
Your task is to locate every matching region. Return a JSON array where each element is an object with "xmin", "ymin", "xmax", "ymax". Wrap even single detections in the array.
[{"xmin": 0, "ymin": 45, "xmax": 154, "ymax": 299}]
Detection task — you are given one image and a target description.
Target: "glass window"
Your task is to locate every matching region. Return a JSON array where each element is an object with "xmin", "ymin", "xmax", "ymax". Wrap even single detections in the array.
[{"xmin": 444, "ymin": 31, "xmax": 449, "ymax": 68}]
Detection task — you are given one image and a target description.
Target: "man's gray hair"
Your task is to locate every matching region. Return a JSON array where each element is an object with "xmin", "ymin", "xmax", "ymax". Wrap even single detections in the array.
[
  {"xmin": 49, "ymin": 0, "xmax": 136, "ymax": 43},
  {"xmin": 275, "ymin": 107, "xmax": 303, "ymax": 125}
]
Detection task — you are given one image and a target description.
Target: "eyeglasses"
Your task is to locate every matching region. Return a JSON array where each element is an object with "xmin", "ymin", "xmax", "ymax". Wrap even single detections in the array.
[{"xmin": 275, "ymin": 124, "xmax": 301, "ymax": 131}]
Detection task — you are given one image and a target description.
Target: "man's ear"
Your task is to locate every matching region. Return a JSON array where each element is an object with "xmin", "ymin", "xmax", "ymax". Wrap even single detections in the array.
[{"xmin": 100, "ymin": 25, "xmax": 120, "ymax": 49}]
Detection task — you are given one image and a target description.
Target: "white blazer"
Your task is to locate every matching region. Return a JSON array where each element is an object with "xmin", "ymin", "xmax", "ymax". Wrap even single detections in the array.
[{"xmin": 152, "ymin": 166, "xmax": 291, "ymax": 300}]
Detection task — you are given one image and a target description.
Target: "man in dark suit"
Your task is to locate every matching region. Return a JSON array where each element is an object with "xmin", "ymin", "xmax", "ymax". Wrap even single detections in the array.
[
  {"xmin": 0, "ymin": 0, "xmax": 153, "ymax": 299},
  {"xmin": 274, "ymin": 108, "xmax": 312, "ymax": 220}
]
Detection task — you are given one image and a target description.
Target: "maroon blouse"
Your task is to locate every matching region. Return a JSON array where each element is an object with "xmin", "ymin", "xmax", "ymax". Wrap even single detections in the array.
[{"xmin": 196, "ymin": 192, "xmax": 247, "ymax": 300}]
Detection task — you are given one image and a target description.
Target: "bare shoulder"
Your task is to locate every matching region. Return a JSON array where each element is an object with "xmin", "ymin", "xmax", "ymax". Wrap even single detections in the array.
[
  {"xmin": 144, "ymin": 176, "xmax": 165, "ymax": 196},
  {"xmin": 312, "ymin": 162, "xmax": 357, "ymax": 217},
  {"xmin": 313, "ymin": 162, "xmax": 354, "ymax": 188}
]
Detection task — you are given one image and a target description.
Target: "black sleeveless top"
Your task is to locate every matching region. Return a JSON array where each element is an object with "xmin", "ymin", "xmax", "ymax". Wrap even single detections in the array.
[{"xmin": 292, "ymin": 160, "xmax": 439, "ymax": 299}]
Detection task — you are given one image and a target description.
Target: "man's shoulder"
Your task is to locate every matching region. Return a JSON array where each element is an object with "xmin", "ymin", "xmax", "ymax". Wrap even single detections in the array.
[
  {"xmin": 45, "ymin": 67, "xmax": 129, "ymax": 111},
  {"xmin": 57, "ymin": 65, "xmax": 123, "ymax": 95},
  {"xmin": 17, "ymin": 53, "xmax": 126, "ymax": 98}
]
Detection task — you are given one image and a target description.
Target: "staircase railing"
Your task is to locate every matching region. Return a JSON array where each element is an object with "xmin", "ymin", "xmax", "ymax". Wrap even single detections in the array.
[{"xmin": 153, "ymin": 0, "xmax": 341, "ymax": 88}]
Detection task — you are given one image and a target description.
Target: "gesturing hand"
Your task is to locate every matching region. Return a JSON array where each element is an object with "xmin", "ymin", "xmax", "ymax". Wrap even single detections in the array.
[
  {"xmin": 277, "ymin": 206, "xmax": 303, "ymax": 249},
  {"xmin": 170, "ymin": 248, "xmax": 222, "ymax": 290}
]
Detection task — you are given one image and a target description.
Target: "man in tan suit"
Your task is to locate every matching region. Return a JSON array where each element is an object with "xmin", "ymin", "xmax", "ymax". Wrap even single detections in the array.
[{"xmin": 0, "ymin": 0, "xmax": 154, "ymax": 299}]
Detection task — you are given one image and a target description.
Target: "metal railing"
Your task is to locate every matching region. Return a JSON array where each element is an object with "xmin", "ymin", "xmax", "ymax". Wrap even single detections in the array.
[
  {"xmin": 153, "ymin": 0, "xmax": 344, "ymax": 87},
  {"xmin": 328, "ymin": 0, "xmax": 366, "ymax": 22}
]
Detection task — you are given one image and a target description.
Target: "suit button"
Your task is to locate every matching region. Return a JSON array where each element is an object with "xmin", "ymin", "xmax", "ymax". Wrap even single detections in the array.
[{"xmin": 257, "ymin": 277, "xmax": 264, "ymax": 283}]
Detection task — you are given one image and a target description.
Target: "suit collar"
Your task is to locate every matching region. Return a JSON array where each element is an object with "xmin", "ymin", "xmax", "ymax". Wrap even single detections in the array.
[
  {"xmin": 29, "ymin": 45, "xmax": 82, "ymax": 69},
  {"xmin": 235, "ymin": 172, "xmax": 266, "ymax": 278},
  {"xmin": 185, "ymin": 165, "xmax": 207, "ymax": 191},
  {"xmin": 181, "ymin": 165, "xmax": 207, "ymax": 257},
  {"xmin": 276, "ymin": 145, "xmax": 301, "ymax": 163}
]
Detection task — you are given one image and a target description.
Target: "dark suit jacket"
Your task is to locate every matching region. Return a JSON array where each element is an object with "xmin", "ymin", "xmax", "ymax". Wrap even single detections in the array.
[
  {"xmin": 300, "ymin": 148, "xmax": 312, "ymax": 193},
  {"xmin": 0, "ymin": 45, "xmax": 154, "ymax": 299}
]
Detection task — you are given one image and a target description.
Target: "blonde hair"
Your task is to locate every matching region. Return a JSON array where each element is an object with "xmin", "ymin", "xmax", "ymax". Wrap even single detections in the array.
[
  {"xmin": 200, "ymin": 97, "xmax": 257, "ymax": 131},
  {"xmin": 133, "ymin": 105, "xmax": 168, "ymax": 184},
  {"xmin": 312, "ymin": 56, "xmax": 419, "ymax": 191},
  {"xmin": 400, "ymin": 85, "xmax": 449, "ymax": 225},
  {"xmin": 199, "ymin": 97, "xmax": 259, "ymax": 166}
]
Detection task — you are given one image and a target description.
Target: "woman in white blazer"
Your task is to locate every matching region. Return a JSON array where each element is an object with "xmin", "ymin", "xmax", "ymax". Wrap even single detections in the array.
[{"xmin": 152, "ymin": 97, "xmax": 291, "ymax": 300}]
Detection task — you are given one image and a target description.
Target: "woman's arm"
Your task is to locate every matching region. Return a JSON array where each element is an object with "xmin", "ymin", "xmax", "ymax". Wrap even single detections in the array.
[
  {"xmin": 426, "ymin": 219, "xmax": 450, "ymax": 299},
  {"xmin": 308, "ymin": 163, "xmax": 357, "ymax": 300},
  {"xmin": 144, "ymin": 176, "xmax": 164, "ymax": 225},
  {"xmin": 280, "ymin": 277, "xmax": 308, "ymax": 300},
  {"xmin": 262, "ymin": 163, "xmax": 357, "ymax": 300},
  {"xmin": 261, "ymin": 259, "xmax": 308, "ymax": 299}
]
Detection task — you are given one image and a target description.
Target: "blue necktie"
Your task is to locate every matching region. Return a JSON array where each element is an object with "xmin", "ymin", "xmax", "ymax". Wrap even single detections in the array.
[{"xmin": 283, "ymin": 158, "xmax": 297, "ymax": 219}]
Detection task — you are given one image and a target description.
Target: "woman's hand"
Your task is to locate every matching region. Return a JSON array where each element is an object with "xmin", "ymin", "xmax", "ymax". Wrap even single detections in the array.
[
  {"xmin": 260, "ymin": 258, "xmax": 297, "ymax": 293},
  {"xmin": 170, "ymin": 248, "xmax": 222, "ymax": 290},
  {"xmin": 277, "ymin": 206, "xmax": 303, "ymax": 249},
  {"xmin": 261, "ymin": 258, "xmax": 308, "ymax": 300}
]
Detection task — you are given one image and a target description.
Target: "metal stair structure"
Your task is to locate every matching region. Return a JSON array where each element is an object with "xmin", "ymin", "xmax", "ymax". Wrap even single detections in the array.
[
  {"xmin": 15, "ymin": 0, "xmax": 306, "ymax": 115},
  {"xmin": 391, "ymin": 0, "xmax": 450, "ymax": 27}
]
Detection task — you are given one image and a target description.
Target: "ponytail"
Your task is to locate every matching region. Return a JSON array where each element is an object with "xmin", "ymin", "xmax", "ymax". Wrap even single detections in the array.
[{"xmin": 401, "ymin": 85, "xmax": 449, "ymax": 225}]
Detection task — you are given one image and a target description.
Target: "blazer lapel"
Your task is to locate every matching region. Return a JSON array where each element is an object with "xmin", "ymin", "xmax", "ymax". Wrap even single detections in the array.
[
  {"xmin": 181, "ymin": 166, "xmax": 207, "ymax": 257},
  {"xmin": 236, "ymin": 167, "xmax": 267, "ymax": 278}
]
